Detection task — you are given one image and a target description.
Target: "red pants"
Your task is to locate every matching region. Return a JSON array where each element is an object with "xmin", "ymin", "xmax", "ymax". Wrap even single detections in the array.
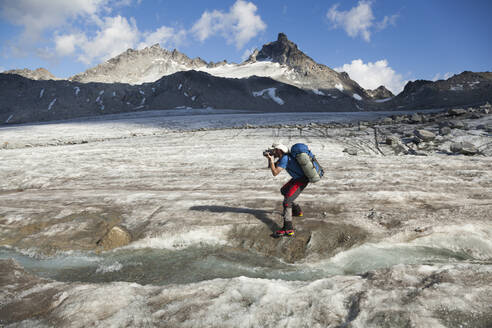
[{"xmin": 281, "ymin": 177, "xmax": 309, "ymax": 209}]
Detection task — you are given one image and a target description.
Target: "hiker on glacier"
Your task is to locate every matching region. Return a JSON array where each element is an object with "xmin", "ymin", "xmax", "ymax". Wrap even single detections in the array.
[{"xmin": 264, "ymin": 143, "xmax": 308, "ymax": 237}]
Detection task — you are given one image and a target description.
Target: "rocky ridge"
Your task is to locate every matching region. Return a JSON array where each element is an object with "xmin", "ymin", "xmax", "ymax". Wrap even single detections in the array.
[
  {"xmin": 65, "ymin": 33, "xmax": 370, "ymax": 100},
  {"xmin": 70, "ymin": 44, "xmax": 209, "ymax": 84},
  {"xmin": 0, "ymin": 70, "xmax": 360, "ymax": 124},
  {"xmin": 366, "ymin": 85, "xmax": 394, "ymax": 99},
  {"xmin": 3, "ymin": 68, "xmax": 58, "ymax": 81},
  {"xmin": 387, "ymin": 71, "xmax": 492, "ymax": 109},
  {"xmin": 246, "ymin": 33, "xmax": 370, "ymax": 99}
]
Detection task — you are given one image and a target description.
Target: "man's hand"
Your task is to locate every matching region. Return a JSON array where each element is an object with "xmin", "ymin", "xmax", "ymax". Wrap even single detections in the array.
[{"xmin": 267, "ymin": 154, "xmax": 282, "ymax": 176}]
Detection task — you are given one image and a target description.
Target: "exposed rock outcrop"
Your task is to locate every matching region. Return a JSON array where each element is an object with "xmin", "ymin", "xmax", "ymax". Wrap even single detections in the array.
[
  {"xmin": 366, "ymin": 85, "xmax": 394, "ymax": 100},
  {"xmin": 96, "ymin": 225, "xmax": 132, "ymax": 251},
  {"xmin": 387, "ymin": 71, "xmax": 492, "ymax": 109},
  {"xmin": 248, "ymin": 33, "xmax": 370, "ymax": 98},
  {"xmin": 4, "ymin": 68, "xmax": 58, "ymax": 80},
  {"xmin": 0, "ymin": 71, "xmax": 358, "ymax": 124}
]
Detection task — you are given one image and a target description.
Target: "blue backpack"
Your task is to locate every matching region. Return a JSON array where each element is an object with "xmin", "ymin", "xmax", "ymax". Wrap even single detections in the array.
[{"xmin": 290, "ymin": 143, "xmax": 324, "ymax": 183}]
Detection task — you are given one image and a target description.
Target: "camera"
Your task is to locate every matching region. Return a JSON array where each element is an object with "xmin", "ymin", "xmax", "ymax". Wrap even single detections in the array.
[{"xmin": 263, "ymin": 148, "xmax": 275, "ymax": 157}]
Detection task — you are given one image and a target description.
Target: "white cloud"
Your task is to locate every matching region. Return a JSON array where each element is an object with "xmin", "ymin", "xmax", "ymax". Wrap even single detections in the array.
[
  {"xmin": 55, "ymin": 34, "xmax": 80, "ymax": 56},
  {"xmin": 326, "ymin": 1, "xmax": 397, "ymax": 42},
  {"xmin": 79, "ymin": 16, "xmax": 140, "ymax": 64},
  {"xmin": 55, "ymin": 16, "xmax": 187, "ymax": 64},
  {"xmin": 335, "ymin": 59, "xmax": 407, "ymax": 94},
  {"xmin": 432, "ymin": 72, "xmax": 453, "ymax": 81},
  {"xmin": 191, "ymin": 0, "xmax": 266, "ymax": 49},
  {"xmin": 55, "ymin": 16, "xmax": 140, "ymax": 65},
  {"xmin": 2, "ymin": 0, "xmax": 264, "ymax": 67},
  {"xmin": 0, "ymin": 0, "xmax": 106, "ymax": 41},
  {"xmin": 138, "ymin": 26, "xmax": 187, "ymax": 50},
  {"xmin": 376, "ymin": 14, "xmax": 399, "ymax": 31}
]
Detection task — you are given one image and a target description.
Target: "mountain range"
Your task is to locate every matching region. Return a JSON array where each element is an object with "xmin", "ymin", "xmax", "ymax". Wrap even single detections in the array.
[{"xmin": 1, "ymin": 33, "xmax": 491, "ymax": 124}]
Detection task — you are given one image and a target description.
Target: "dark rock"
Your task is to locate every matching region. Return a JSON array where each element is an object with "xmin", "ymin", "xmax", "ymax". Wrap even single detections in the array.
[
  {"xmin": 366, "ymin": 85, "xmax": 394, "ymax": 100},
  {"xmin": 449, "ymin": 120, "xmax": 466, "ymax": 129},
  {"xmin": 410, "ymin": 113, "xmax": 423, "ymax": 123},
  {"xmin": 448, "ymin": 108, "xmax": 467, "ymax": 116},
  {"xmin": 343, "ymin": 147, "xmax": 358, "ymax": 156},
  {"xmin": 414, "ymin": 129, "xmax": 436, "ymax": 142},
  {"xmin": 476, "ymin": 124, "xmax": 492, "ymax": 132},
  {"xmin": 97, "ymin": 225, "xmax": 132, "ymax": 250},
  {"xmin": 439, "ymin": 126, "xmax": 452, "ymax": 135},
  {"xmin": 450, "ymin": 142, "xmax": 478, "ymax": 155}
]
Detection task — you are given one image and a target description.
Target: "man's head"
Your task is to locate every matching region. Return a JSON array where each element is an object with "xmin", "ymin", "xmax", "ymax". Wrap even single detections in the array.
[{"xmin": 272, "ymin": 143, "xmax": 288, "ymax": 157}]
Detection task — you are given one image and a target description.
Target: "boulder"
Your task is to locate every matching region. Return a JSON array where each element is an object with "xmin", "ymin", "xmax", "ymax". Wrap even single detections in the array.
[
  {"xmin": 386, "ymin": 136, "xmax": 400, "ymax": 146},
  {"xmin": 414, "ymin": 129, "xmax": 436, "ymax": 142},
  {"xmin": 381, "ymin": 117, "xmax": 394, "ymax": 125},
  {"xmin": 448, "ymin": 108, "xmax": 467, "ymax": 116},
  {"xmin": 476, "ymin": 124, "xmax": 492, "ymax": 133},
  {"xmin": 97, "ymin": 225, "xmax": 132, "ymax": 250},
  {"xmin": 439, "ymin": 126, "xmax": 452, "ymax": 136},
  {"xmin": 410, "ymin": 113, "xmax": 422, "ymax": 124},
  {"xmin": 343, "ymin": 147, "xmax": 358, "ymax": 156},
  {"xmin": 450, "ymin": 142, "xmax": 478, "ymax": 156},
  {"xmin": 449, "ymin": 120, "xmax": 466, "ymax": 130}
]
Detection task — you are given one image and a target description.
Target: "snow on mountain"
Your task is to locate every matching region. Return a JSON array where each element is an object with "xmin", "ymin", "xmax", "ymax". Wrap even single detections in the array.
[
  {"xmin": 70, "ymin": 44, "xmax": 209, "ymax": 85},
  {"xmin": 68, "ymin": 33, "xmax": 369, "ymax": 100},
  {"xmin": 201, "ymin": 61, "xmax": 296, "ymax": 82}
]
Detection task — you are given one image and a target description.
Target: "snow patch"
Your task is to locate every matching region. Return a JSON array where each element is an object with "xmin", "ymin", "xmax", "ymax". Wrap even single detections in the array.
[
  {"xmin": 139, "ymin": 90, "xmax": 145, "ymax": 95},
  {"xmin": 39, "ymin": 89, "xmax": 44, "ymax": 98},
  {"xmin": 201, "ymin": 61, "xmax": 294, "ymax": 81},
  {"xmin": 5, "ymin": 114, "xmax": 13, "ymax": 123},
  {"xmin": 74, "ymin": 87, "xmax": 80, "ymax": 96},
  {"xmin": 468, "ymin": 81, "xmax": 480, "ymax": 88},
  {"xmin": 48, "ymin": 98, "xmax": 57, "ymax": 111},
  {"xmin": 335, "ymin": 83, "xmax": 344, "ymax": 91},
  {"xmin": 353, "ymin": 93, "xmax": 362, "ymax": 101},
  {"xmin": 178, "ymin": 84, "xmax": 182, "ymax": 90},
  {"xmin": 96, "ymin": 91, "xmax": 105, "ymax": 110},
  {"xmin": 450, "ymin": 84, "xmax": 464, "ymax": 91},
  {"xmin": 252, "ymin": 88, "xmax": 285, "ymax": 105},
  {"xmin": 312, "ymin": 89, "xmax": 325, "ymax": 96},
  {"xmin": 374, "ymin": 97, "xmax": 393, "ymax": 103}
]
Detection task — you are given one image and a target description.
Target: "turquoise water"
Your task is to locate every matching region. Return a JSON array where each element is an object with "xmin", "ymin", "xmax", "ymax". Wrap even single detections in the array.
[{"xmin": 0, "ymin": 241, "xmax": 478, "ymax": 286}]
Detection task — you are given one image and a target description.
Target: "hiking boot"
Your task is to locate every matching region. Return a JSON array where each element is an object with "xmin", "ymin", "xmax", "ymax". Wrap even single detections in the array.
[
  {"xmin": 275, "ymin": 221, "xmax": 295, "ymax": 237},
  {"xmin": 292, "ymin": 204, "xmax": 303, "ymax": 217}
]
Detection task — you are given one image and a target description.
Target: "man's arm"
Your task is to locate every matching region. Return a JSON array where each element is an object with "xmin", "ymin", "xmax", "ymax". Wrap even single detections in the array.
[{"xmin": 267, "ymin": 154, "xmax": 283, "ymax": 176}]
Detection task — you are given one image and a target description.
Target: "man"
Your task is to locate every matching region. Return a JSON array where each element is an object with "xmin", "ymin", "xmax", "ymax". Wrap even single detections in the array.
[{"xmin": 264, "ymin": 143, "xmax": 308, "ymax": 236}]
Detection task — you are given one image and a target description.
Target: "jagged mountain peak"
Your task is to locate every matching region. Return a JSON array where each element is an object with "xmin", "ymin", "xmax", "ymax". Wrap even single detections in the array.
[
  {"xmin": 254, "ymin": 32, "xmax": 310, "ymax": 66},
  {"xmin": 70, "ymin": 43, "xmax": 209, "ymax": 84},
  {"xmin": 366, "ymin": 85, "xmax": 394, "ymax": 100},
  {"xmin": 66, "ymin": 33, "xmax": 370, "ymax": 99}
]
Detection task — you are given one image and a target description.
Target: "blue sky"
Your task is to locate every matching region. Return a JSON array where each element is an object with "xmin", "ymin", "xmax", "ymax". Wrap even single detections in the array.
[{"xmin": 1, "ymin": 0, "xmax": 491, "ymax": 94}]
